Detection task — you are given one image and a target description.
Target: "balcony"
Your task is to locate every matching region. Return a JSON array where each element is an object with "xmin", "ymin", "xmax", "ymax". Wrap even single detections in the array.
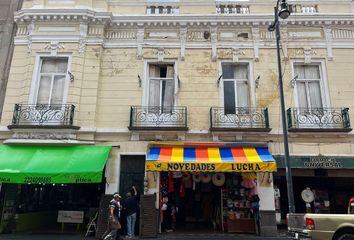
[
  {"xmin": 8, "ymin": 104, "xmax": 79, "ymax": 129},
  {"xmin": 287, "ymin": 108, "xmax": 352, "ymax": 132},
  {"xmin": 216, "ymin": 5, "xmax": 250, "ymax": 14},
  {"xmin": 289, "ymin": 4, "xmax": 318, "ymax": 14},
  {"xmin": 146, "ymin": 6, "xmax": 179, "ymax": 14},
  {"xmin": 210, "ymin": 107, "xmax": 270, "ymax": 132},
  {"xmin": 129, "ymin": 106, "xmax": 188, "ymax": 131}
]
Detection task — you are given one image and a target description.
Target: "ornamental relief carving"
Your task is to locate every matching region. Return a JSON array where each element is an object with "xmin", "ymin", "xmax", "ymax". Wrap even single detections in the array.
[
  {"xmin": 44, "ymin": 41, "xmax": 65, "ymax": 56},
  {"xmin": 296, "ymin": 47, "xmax": 317, "ymax": 64}
]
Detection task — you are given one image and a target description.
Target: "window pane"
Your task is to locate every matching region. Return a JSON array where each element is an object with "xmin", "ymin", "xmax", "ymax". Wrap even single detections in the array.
[
  {"xmin": 41, "ymin": 58, "xmax": 68, "ymax": 73},
  {"xmin": 37, "ymin": 75, "xmax": 51, "ymax": 104},
  {"xmin": 51, "ymin": 75, "xmax": 66, "ymax": 105},
  {"xmin": 222, "ymin": 64, "xmax": 234, "ymax": 79},
  {"xmin": 149, "ymin": 79, "xmax": 160, "ymax": 106},
  {"xmin": 297, "ymin": 82, "xmax": 308, "ymax": 108},
  {"xmin": 166, "ymin": 65, "xmax": 174, "ymax": 78},
  {"xmin": 234, "ymin": 65, "xmax": 248, "ymax": 79},
  {"xmin": 224, "ymin": 81, "xmax": 235, "ymax": 114},
  {"xmin": 149, "ymin": 65, "xmax": 159, "ymax": 78},
  {"xmin": 294, "ymin": 65, "xmax": 305, "ymax": 79},
  {"xmin": 305, "ymin": 65, "xmax": 320, "ymax": 79},
  {"xmin": 161, "ymin": 80, "xmax": 174, "ymax": 110},
  {"xmin": 309, "ymin": 81, "xmax": 323, "ymax": 108},
  {"xmin": 237, "ymin": 81, "xmax": 249, "ymax": 108}
]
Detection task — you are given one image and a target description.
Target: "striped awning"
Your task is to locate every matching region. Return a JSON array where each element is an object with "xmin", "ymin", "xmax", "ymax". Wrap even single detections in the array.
[{"xmin": 146, "ymin": 146, "xmax": 276, "ymax": 172}]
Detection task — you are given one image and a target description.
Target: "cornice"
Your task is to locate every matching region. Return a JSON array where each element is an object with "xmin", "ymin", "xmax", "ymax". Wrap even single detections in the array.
[{"xmin": 14, "ymin": 9, "xmax": 354, "ymax": 27}]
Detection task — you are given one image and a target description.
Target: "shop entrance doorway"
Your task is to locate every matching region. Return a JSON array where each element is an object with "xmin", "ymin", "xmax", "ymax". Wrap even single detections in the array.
[{"xmin": 159, "ymin": 172, "xmax": 259, "ymax": 234}]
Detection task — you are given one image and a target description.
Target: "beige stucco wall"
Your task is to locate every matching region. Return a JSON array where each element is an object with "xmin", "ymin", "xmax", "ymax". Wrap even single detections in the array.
[
  {"xmin": 3, "ymin": 1, "xmax": 354, "ymax": 196},
  {"xmin": 3, "ymin": 44, "xmax": 354, "ymax": 131}
]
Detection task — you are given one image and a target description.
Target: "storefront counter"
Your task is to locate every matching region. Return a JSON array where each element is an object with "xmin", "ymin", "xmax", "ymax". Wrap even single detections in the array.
[{"xmin": 227, "ymin": 218, "xmax": 256, "ymax": 233}]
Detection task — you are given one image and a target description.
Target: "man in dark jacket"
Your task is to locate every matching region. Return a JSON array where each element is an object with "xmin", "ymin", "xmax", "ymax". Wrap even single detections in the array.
[{"xmin": 124, "ymin": 186, "xmax": 138, "ymax": 238}]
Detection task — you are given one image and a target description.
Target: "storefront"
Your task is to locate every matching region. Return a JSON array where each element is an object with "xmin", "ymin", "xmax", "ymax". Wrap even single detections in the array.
[
  {"xmin": 274, "ymin": 156, "xmax": 354, "ymax": 223},
  {"xmin": 145, "ymin": 142, "xmax": 277, "ymax": 235},
  {"xmin": 0, "ymin": 145, "xmax": 111, "ymax": 233}
]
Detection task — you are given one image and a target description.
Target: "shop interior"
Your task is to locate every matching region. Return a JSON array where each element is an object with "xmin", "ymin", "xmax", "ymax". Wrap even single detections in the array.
[
  {"xmin": 0, "ymin": 183, "xmax": 104, "ymax": 233},
  {"xmin": 275, "ymin": 174, "xmax": 354, "ymax": 222},
  {"xmin": 159, "ymin": 172, "xmax": 260, "ymax": 234}
]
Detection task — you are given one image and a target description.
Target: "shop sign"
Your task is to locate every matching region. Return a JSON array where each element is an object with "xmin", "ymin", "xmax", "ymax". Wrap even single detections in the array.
[
  {"xmin": 274, "ymin": 156, "xmax": 353, "ymax": 169},
  {"xmin": 146, "ymin": 161, "xmax": 277, "ymax": 172},
  {"xmin": 57, "ymin": 210, "xmax": 84, "ymax": 224},
  {"xmin": 0, "ymin": 173, "xmax": 101, "ymax": 184},
  {"xmin": 304, "ymin": 157, "xmax": 342, "ymax": 169}
]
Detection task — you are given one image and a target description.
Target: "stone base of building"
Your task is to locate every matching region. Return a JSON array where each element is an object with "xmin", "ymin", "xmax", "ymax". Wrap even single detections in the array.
[{"xmin": 259, "ymin": 210, "xmax": 277, "ymax": 237}]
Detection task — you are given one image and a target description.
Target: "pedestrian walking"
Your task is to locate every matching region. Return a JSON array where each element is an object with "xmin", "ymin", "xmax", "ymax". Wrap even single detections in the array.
[
  {"xmin": 124, "ymin": 186, "xmax": 138, "ymax": 238},
  {"xmin": 103, "ymin": 192, "xmax": 122, "ymax": 240}
]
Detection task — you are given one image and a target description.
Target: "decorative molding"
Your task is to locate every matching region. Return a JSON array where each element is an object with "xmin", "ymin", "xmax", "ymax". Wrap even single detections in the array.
[
  {"xmin": 211, "ymin": 27, "xmax": 218, "ymax": 62},
  {"xmin": 324, "ymin": 26, "xmax": 333, "ymax": 61},
  {"xmin": 105, "ymin": 30, "xmax": 136, "ymax": 39},
  {"xmin": 157, "ymin": 47, "xmax": 166, "ymax": 61},
  {"xmin": 231, "ymin": 47, "xmax": 245, "ymax": 63},
  {"xmin": 17, "ymin": 26, "xmax": 28, "ymax": 36},
  {"xmin": 79, "ymin": 22, "xmax": 88, "ymax": 54},
  {"xmin": 44, "ymin": 41, "xmax": 65, "ymax": 56},
  {"xmin": 11, "ymin": 131, "xmax": 77, "ymax": 141},
  {"xmin": 136, "ymin": 27, "xmax": 144, "ymax": 59},
  {"xmin": 280, "ymin": 24, "xmax": 288, "ymax": 60},
  {"xmin": 26, "ymin": 20, "xmax": 35, "ymax": 54},
  {"xmin": 14, "ymin": 9, "xmax": 354, "ymax": 28},
  {"xmin": 331, "ymin": 28, "xmax": 354, "ymax": 39},
  {"xmin": 188, "ymin": 30, "xmax": 207, "ymax": 41},
  {"xmin": 180, "ymin": 27, "xmax": 187, "ymax": 60},
  {"xmin": 252, "ymin": 26, "xmax": 260, "ymax": 61},
  {"xmin": 147, "ymin": 31, "xmax": 178, "ymax": 39},
  {"xmin": 296, "ymin": 47, "xmax": 317, "ymax": 63}
]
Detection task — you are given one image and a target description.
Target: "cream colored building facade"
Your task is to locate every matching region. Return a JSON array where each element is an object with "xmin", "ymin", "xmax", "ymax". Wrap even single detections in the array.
[{"xmin": 1, "ymin": 0, "xmax": 354, "ymax": 236}]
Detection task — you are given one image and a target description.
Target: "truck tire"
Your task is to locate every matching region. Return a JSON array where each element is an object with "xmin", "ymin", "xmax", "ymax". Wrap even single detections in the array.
[{"xmin": 337, "ymin": 234, "xmax": 354, "ymax": 240}]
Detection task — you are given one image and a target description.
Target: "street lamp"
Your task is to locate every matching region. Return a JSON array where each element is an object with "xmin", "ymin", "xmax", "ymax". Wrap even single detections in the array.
[{"xmin": 268, "ymin": 0, "xmax": 295, "ymax": 214}]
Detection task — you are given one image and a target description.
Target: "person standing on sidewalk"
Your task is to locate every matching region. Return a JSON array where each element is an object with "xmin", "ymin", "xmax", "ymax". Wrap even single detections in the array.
[
  {"xmin": 103, "ymin": 193, "xmax": 122, "ymax": 240},
  {"xmin": 124, "ymin": 186, "xmax": 138, "ymax": 238}
]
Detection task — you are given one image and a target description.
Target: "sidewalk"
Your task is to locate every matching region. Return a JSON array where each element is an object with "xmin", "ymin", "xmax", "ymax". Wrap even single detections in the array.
[{"xmin": 0, "ymin": 233, "xmax": 290, "ymax": 240}]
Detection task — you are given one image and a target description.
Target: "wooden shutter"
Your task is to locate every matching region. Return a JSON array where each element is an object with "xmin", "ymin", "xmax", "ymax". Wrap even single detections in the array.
[
  {"xmin": 95, "ymin": 194, "xmax": 113, "ymax": 239},
  {"xmin": 139, "ymin": 194, "xmax": 158, "ymax": 238}
]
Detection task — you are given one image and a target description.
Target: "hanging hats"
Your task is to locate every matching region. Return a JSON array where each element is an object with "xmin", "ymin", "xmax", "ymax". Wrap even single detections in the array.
[
  {"xmin": 201, "ymin": 173, "xmax": 211, "ymax": 183},
  {"xmin": 192, "ymin": 173, "xmax": 201, "ymax": 183},
  {"xmin": 212, "ymin": 173, "xmax": 225, "ymax": 187}
]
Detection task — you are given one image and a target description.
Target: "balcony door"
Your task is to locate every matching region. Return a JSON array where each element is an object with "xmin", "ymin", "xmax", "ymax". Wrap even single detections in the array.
[
  {"xmin": 294, "ymin": 64, "xmax": 328, "ymax": 128},
  {"xmin": 30, "ymin": 57, "xmax": 69, "ymax": 125},
  {"xmin": 222, "ymin": 63, "xmax": 250, "ymax": 115},
  {"xmin": 219, "ymin": 63, "xmax": 252, "ymax": 128},
  {"xmin": 148, "ymin": 64, "xmax": 175, "ymax": 112}
]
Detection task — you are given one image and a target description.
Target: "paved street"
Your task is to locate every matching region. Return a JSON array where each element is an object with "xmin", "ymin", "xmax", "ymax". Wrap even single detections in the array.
[{"xmin": 0, "ymin": 233, "xmax": 290, "ymax": 240}]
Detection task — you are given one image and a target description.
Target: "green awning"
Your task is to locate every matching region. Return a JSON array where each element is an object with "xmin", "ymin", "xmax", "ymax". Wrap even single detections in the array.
[{"xmin": 0, "ymin": 145, "xmax": 112, "ymax": 184}]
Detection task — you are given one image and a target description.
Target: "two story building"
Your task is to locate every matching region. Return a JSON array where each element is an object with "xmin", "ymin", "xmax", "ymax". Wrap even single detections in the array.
[{"xmin": 1, "ymin": 0, "xmax": 354, "ymax": 237}]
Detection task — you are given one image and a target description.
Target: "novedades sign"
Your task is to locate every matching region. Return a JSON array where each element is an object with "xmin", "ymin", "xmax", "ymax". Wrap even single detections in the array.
[{"xmin": 146, "ymin": 161, "xmax": 276, "ymax": 172}]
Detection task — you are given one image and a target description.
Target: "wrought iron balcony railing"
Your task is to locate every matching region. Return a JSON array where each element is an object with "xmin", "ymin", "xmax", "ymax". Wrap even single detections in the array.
[
  {"xmin": 287, "ymin": 107, "xmax": 352, "ymax": 132},
  {"xmin": 210, "ymin": 107, "xmax": 270, "ymax": 131},
  {"xmin": 129, "ymin": 106, "xmax": 188, "ymax": 130},
  {"xmin": 9, "ymin": 104, "xmax": 78, "ymax": 129}
]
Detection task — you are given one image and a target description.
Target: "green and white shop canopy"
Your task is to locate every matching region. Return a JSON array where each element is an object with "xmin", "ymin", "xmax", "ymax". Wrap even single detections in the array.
[{"xmin": 0, "ymin": 145, "xmax": 111, "ymax": 184}]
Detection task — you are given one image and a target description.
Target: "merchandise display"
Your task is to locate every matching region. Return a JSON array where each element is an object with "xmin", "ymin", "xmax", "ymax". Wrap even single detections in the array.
[
  {"xmin": 159, "ymin": 171, "xmax": 259, "ymax": 233},
  {"xmin": 221, "ymin": 173, "xmax": 258, "ymax": 233}
]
